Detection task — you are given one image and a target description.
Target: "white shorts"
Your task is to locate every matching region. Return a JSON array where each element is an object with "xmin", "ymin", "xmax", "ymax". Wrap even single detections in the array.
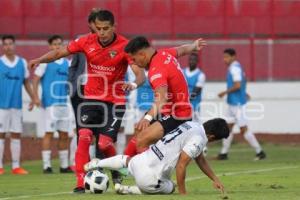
[
  {"xmin": 128, "ymin": 155, "xmax": 175, "ymax": 194},
  {"xmin": 226, "ymin": 105, "xmax": 248, "ymax": 127},
  {"xmin": 134, "ymin": 109, "xmax": 147, "ymax": 124},
  {"xmin": 43, "ymin": 105, "xmax": 71, "ymax": 133},
  {"xmin": 0, "ymin": 109, "xmax": 23, "ymax": 133}
]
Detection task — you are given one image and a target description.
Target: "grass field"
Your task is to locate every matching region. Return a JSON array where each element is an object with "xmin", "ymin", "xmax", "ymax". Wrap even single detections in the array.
[{"xmin": 0, "ymin": 143, "xmax": 300, "ymax": 200}]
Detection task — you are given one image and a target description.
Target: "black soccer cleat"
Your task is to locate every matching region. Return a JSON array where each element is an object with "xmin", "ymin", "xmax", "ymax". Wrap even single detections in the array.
[
  {"xmin": 43, "ymin": 167, "xmax": 53, "ymax": 174},
  {"xmin": 216, "ymin": 153, "xmax": 228, "ymax": 160},
  {"xmin": 73, "ymin": 187, "xmax": 85, "ymax": 194},
  {"xmin": 60, "ymin": 167, "xmax": 74, "ymax": 174},
  {"xmin": 111, "ymin": 170, "xmax": 123, "ymax": 185},
  {"xmin": 254, "ymin": 151, "xmax": 266, "ymax": 161}
]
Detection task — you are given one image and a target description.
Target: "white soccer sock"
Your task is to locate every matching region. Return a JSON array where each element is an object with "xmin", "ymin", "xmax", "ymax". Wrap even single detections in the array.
[
  {"xmin": 59, "ymin": 150, "xmax": 69, "ymax": 169},
  {"xmin": 10, "ymin": 139, "xmax": 21, "ymax": 169},
  {"xmin": 42, "ymin": 150, "xmax": 51, "ymax": 169},
  {"xmin": 244, "ymin": 130, "xmax": 262, "ymax": 154},
  {"xmin": 69, "ymin": 135, "xmax": 77, "ymax": 166},
  {"xmin": 89, "ymin": 144, "xmax": 95, "ymax": 159},
  {"xmin": 0, "ymin": 139, "xmax": 4, "ymax": 168},
  {"xmin": 98, "ymin": 155, "xmax": 128, "ymax": 170},
  {"xmin": 220, "ymin": 132, "xmax": 234, "ymax": 154}
]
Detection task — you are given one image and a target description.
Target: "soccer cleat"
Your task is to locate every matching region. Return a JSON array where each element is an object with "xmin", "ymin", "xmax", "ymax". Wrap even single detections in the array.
[
  {"xmin": 43, "ymin": 167, "xmax": 53, "ymax": 174},
  {"xmin": 216, "ymin": 153, "xmax": 228, "ymax": 160},
  {"xmin": 114, "ymin": 183, "xmax": 142, "ymax": 195},
  {"xmin": 73, "ymin": 187, "xmax": 85, "ymax": 194},
  {"xmin": 12, "ymin": 167, "xmax": 29, "ymax": 175},
  {"xmin": 0, "ymin": 168, "xmax": 4, "ymax": 175},
  {"xmin": 84, "ymin": 158, "xmax": 101, "ymax": 172},
  {"xmin": 60, "ymin": 167, "xmax": 74, "ymax": 173},
  {"xmin": 111, "ymin": 170, "xmax": 123, "ymax": 185},
  {"xmin": 254, "ymin": 151, "xmax": 266, "ymax": 161}
]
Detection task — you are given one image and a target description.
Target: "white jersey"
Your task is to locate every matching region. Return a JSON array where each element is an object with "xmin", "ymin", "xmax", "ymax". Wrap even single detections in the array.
[{"xmin": 129, "ymin": 121, "xmax": 207, "ymax": 182}]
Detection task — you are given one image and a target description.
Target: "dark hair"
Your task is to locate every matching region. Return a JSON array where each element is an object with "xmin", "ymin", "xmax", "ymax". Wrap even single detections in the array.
[
  {"xmin": 88, "ymin": 8, "xmax": 100, "ymax": 23},
  {"xmin": 224, "ymin": 48, "xmax": 236, "ymax": 56},
  {"xmin": 203, "ymin": 118, "xmax": 229, "ymax": 140},
  {"xmin": 125, "ymin": 36, "xmax": 151, "ymax": 54},
  {"xmin": 48, "ymin": 35, "xmax": 63, "ymax": 44},
  {"xmin": 2, "ymin": 35, "xmax": 15, "ymax": 42},
  {"xmin": 189, "ymin": 52, "xmax": 199, "ymax": 58},
  {"xmin": 93, "ymin": 9, "xmax": 114, "ymax": 25}
]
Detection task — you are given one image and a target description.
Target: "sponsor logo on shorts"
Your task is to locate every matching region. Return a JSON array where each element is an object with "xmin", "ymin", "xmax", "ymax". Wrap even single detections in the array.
[{"xmin": 81, "ymin": 115, "xmax": 88, "ymax": 122}]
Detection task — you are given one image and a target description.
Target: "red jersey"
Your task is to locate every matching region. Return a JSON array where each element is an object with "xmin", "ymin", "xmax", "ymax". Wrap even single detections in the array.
[
  {"xmin": 148, "ymin": 48, "xmax": 192, "ymax": 119},
  {"xmin": 67, "ymin": 33, "xmax": 130, "ymax": 104}
]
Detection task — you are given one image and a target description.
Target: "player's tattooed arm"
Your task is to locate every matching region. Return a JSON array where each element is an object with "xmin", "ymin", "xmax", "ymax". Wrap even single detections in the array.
[
  {"xmin": 176, "ymin": 38, "xmax": 207, "ymax": 57},
  {"xmin": 176, "ymin": 151, "xmax": 192, "ymax": 195},
  {"xmin": 135, "ymin": 86, "xmax": 168, "ymax": 131},
  {"xmin": 28, "ymin": 46, "xmax": 71, "ymax": 69},
  {"xmin": 195, "ymin": 153, "xmax": 225, "ymax": 195}
]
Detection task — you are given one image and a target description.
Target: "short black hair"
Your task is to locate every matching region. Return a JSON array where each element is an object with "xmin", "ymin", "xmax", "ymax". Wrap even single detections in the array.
[
  {"xmin": 125, "ymin": 36, "xmax": 151, "ymax": 54},
  {"xmin": 2, "ymin": 35, "xmax": 15, "ymax": 43},
  {"xmin": 224, "ymin": 48, "xmax": 236, "ymax": 56},
  {"xmin": 48, "ymin": 35, "xmax": 63, "ymax": 44},
  {"xmin": 93, "ymin": 9, "xmax": 114, "ymax": 25},
  {"xmin": 203, "ymin": 118, "xmax": 229, "ymax": 140},
  {"xmin": 88, "ymin": 8, "xmax": 100, "ymax": 23}
]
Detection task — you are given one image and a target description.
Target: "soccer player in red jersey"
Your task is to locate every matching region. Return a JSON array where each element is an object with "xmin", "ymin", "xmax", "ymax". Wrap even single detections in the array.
[
  {"xmin": 124, "ymin": 36, "xmax": 206, "ymax": 154},
  {"xmin": 29, "ymin": 10, "xmax": 145, "ymax": 193}
]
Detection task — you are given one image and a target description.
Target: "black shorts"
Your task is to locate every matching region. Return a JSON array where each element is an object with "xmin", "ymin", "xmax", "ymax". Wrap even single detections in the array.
[
  {"xmin": 153, "ymin": 115, "xmax": 191, "ymax": 135},
  {"xmin": 78, "ymin": 99, "xmax": 126, "ymax": 142}
]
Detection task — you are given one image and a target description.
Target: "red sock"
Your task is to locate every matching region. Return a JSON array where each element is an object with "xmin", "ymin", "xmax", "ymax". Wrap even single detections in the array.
[
  {"xmin": 75, "ymin": 128, "xmax": 92, "ymax": 188},
  {"xmin": 98, "ymin": 134, "xmax": 116, "ymax": 158},
  {"xmin": 124, "ymin": 136, "xmax": 138, "ymax": 157}
]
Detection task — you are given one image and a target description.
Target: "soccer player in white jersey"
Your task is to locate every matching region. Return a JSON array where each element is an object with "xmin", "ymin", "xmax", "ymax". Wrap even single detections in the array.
[
  {"xmin": 32, "ymin": 35, "xmax": 72, "ymax": 173},
  {"xmin": 85, "ymin": 118, "xmax": 229, "ymax": 195},
  {"xmin": 0, "ymin": 35, "xmax": 35, "ymax": 175},
  {"xmin": 217, "ymin": 48, "xmax": 266, "ymax": 160}
]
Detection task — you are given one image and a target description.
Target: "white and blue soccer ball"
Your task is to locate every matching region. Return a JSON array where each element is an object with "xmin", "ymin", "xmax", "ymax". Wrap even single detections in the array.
[{"xmin": 84, "ymin": 170, "xmax": 109, "ymax": 194}]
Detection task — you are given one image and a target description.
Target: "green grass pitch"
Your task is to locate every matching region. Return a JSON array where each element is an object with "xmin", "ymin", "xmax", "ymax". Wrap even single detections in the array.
[{"xmin": 0, "ymin": 143, "xmax": 300, "ymax": 200}]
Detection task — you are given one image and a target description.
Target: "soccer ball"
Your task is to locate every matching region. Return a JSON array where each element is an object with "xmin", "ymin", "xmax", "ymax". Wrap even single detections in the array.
[{"xmin": 84, "ymin": 170, "xmax": 109, "ymax": 194}]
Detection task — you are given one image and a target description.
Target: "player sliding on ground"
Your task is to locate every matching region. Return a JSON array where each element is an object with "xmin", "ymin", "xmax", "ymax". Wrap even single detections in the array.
[{"xmin": 84, "ymin": 118, "xmax": 229, "ymax": 195}]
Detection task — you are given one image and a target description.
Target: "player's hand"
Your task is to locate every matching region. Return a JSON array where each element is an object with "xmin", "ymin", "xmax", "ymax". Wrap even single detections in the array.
[
  {"xmin": 193, "ymin": 38, "xmax": 207, "ymax": 51},
  {"xmin": 122, "ymin": 82, "xmax": 137, "ymax": 91},
  {"xmin": 213, "ymin": 180, "xmax": 225, "ymax": 195},
  {"xmin": 28, "ymin": 59, "xmax": 40, "ymax": 70},
  {"xmin": 32, "ymin": 97, "xmax": 41, "ymax": 107},
  {"xmin": 28, "ymin": 101, "xmax": 35, "ymax": 111},
  {"xmin": 135, "ymin": 118, "xmax": 150, "ymax": 131},
  {"xmin": 218, "ymin": 91, "xmax": 227, "ymax": 98},
  {"xmin": 246, "ymin": 93, "xmax": 251, "ymax": 101}
]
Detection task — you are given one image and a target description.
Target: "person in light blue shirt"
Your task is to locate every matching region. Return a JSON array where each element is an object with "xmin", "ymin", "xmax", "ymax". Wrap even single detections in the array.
[
  {"xmin": 32, "ymin": 35, "xmax": 72, "ymax": 174},
  {"xmin": 217, "ymin": 48, "xmax": 266, "ymax": 161},
  {"xmin": 183, "ymin": 52, "xmax": 205, "ymax": 120},
  {"xmin": 0, "ymin": 35, "xmax": 34, "ymax": 175}
]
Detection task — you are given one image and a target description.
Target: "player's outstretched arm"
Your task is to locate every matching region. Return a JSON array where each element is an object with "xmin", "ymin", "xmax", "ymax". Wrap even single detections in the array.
[
  {"xmin": 195, "ymin": 153, "xmax": 225, "ymax": 194},
  {"xmin": 28, "ymin": 46, "xmax": 71, "ymax": 69},
  {"xmin": 175, "ymin": 38, "xmax": 207, "ymax": 57},
  {"xmin": 176, "ymin": 151, "xmax": 192, "ymax": 195}
]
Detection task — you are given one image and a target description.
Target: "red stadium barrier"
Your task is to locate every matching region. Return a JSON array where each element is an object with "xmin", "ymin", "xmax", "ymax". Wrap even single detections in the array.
[{"xmin": 0, "ymin": 0, "xmax": 299, "ymax": 39}]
